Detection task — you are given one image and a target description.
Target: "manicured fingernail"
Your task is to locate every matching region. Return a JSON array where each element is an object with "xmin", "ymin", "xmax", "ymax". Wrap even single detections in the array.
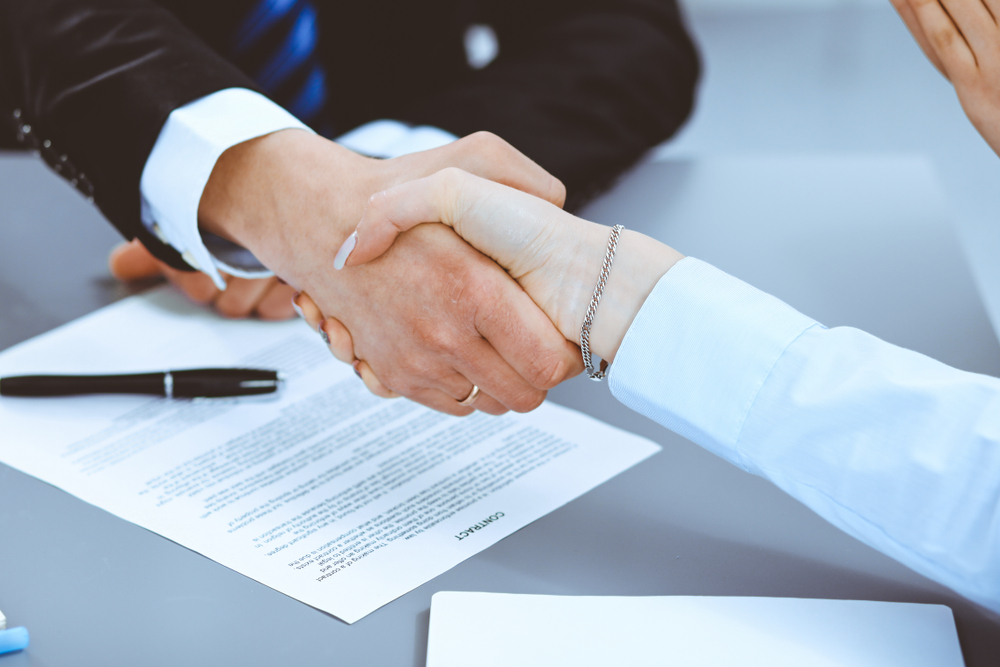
[
  {"xmin": 352, "ymin": 360, "xmax": 363, "ymax": 379},
  {"xmin": 318, "ymin": 320, "xmax": 331, "ymax": 345},
  {"xmin": 333, "ymin": 231, "xmax": 358, "ymax": 270},
  {"xmin": 290, "ymin": 293, "xmax": 304, "ymax": 319}
]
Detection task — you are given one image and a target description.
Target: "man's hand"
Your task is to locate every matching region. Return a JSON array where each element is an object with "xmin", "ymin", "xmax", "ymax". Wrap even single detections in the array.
[
  {"xmin": 109, "ymin": 239, "xmax": 298, "ymax": 320},
  {"xmin": 198, "ymin": 129, "xmax": 579, "ymax": 416},
  {"xmin": 296, "ymin": 167, "xmax": 683, "ymax": 402},
  {"xmin": 892, "ymin": 0, "xmax": 1000, "ymax": 156}
]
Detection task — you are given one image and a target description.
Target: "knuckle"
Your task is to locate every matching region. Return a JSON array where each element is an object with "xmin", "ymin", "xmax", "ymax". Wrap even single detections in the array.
[
  {"xmin": 214, "ymin": 299, "xmax": 250, "ymax": 319},
  {"xmin": 509, "ymin": 388, "xmax": 546, "ymax": 414},
  {"xmin": 254, "ymin": 301, "xmax": 288, "ymax": 321},
  {"xmin": 437, "ymin": 166, "xmax": 468, "ymax": 190},
  {"xmin": 181, "ymin": 280, "xmax": 219, "ymax": 305},
  {"xmin": 466, "ymin": 130, "xmax": 508, "ymax": 157},
  {"xmin": 931, "ymin": 28, "xmax": 954, "ymax": 51},
  {"xmin": 374, "ymin": 384, "xmax": 397, "ymax": 399},
  {"xmin": 525, "ymin": 350, "xmax": 574, "ymax": 390},
  {"xmin": 550, "ymin": 177, "xmax": 568, "ymax": 208},
  {"xmin": 365, "ymin": 189, "xmax": 388, "ymax": 216},
  {"xmin": 423, "ymin": 325, "xmax": 463, "ymax": 354},
  {"xmin": 380, "ymin": 370, "xmax": 414, "ymax": 396}
]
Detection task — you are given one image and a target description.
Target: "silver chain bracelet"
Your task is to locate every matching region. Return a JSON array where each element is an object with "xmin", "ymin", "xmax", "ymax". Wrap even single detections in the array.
[{"xmin": 580, "ymin": 224, "xmax": 624, "ymax": 381}]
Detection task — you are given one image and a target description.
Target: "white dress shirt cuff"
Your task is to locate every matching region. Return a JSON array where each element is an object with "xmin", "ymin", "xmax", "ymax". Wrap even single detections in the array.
[
  {"xmin": 608, "ymin": 257, "xmax": 819, "ymax": 467},
  {"xmin": 140, "ymin": 88, "xmax": 313, "ymax": 290},
  {"xmin": 140, "ymin": 88, "xmax": 458, "ymax": 290}
]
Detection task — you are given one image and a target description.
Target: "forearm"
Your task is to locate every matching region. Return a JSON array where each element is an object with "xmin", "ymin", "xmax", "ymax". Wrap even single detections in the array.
[
  {"xmin": 610, "ymin": 259, "xmax": 1000, "ymax": 613},
  {"xmin": 0, "ymin": 0, "xmax": 257, "ymax": 268}
]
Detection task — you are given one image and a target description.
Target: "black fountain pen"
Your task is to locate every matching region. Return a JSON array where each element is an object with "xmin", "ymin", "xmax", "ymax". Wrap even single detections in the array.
[{"xmin": 0, "ymin": 368, "xmax": 282, "ymax": 399}]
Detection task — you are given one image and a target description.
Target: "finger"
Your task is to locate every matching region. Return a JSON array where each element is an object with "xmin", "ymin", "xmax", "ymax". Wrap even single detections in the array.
[
  {"xmin": 417, "ymin": 364, "xmax": 510, "ymax": 415},
  {"xmin": 342, "ymin": 169, "xmax": 468, "ymax": 268},
  {"xmin": 346, "ymin": 168, "xmax": 568, "ymax": 275},
  {"xmin": 417, "ymin": 386, "xmax": 508, "ymax": 416},
  {"xmin": 398, "ymin": 131, "xmax": 566, "ymax": 208},
  {"xmin": 108, "ymin": 239, "xmax": 164, "ymax": 281},
  {"xmin": 475, "ymin": 274, "xmax": 584, "ymax": 393},
  {"xmin": 908, "ymin": 0, "xmax": 978, "ymax": 79},
  {"xmin": 255, "ymin": 281, "xmax": 299, "ymax": 320},
  {"xmin": 354, "ymin": 360, "xmax": 401, "ymax": 398},
  {"xmin": 399, "ymin": 386, "xmax": 477, "ymax": 417},
  {"xmin": 293, "ymin": 291, "xmax": 325, "ymax": 330},
  {"xmin": 160, "ymin": 264, "xmax": 222, "ymax": 304},
  {"xmin": 321, "ymin": 318, "xmax": 357, "ymax": 364},
  {"xmin": 448, "ymin": 132, "xmax": 567, "ymax": 209},
  {"xmin": 465, "ymin": 392, "xmax": 508, "ymax": 416},
  {"xmin": 449, "ymin": 337, "xmax": 546, "ymax": 413},
  {"xmin": 938, "ymin": 0, "xmax": 998, "ymax": 55},
  {"xmin": 214, "ymin": 276, "xmax": 273, "ymax": 319},
  {"xmin": 359, "ymin": 355, "xmax": 508, "ymax": 416},
  {"xmin": 892, "ymin": 0, "xmax": 949, "ymax": 76}
]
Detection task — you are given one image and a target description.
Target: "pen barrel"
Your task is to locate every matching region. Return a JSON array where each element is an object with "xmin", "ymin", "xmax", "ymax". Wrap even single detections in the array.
[
  {"xmin": 171, "ymin": 369, "xmax": 279, "ymax": 398},
  {"xmin": 0, "ymin": 373, "xmax": 165, "ymax": 397}
]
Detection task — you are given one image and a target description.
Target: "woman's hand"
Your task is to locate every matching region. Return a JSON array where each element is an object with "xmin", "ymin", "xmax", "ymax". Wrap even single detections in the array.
[
  {"xmin": 892, "ymin": 0, "xmax": 1000, "ymax": 156},
  {"xmin": 335, "ymin": 168, "xmax": 684, "ymax": 367}
]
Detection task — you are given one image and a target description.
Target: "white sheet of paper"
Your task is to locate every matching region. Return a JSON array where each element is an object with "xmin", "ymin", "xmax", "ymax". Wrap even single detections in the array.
[
  {"xmin": 427, "ymin": 592, "xmax": 965, "ymax": 667},
  {"xmin": 0, "ymin": 289, "xmax": 660, "ymax": 624}
]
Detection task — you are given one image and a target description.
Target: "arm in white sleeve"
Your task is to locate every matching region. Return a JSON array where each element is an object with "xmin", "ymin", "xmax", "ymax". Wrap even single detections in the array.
[
  {"xmin": 140, "ymin": 88, "xmax": 456, "ymax": 290},
  {"xmin": 609, "ymin": 257, "xmax": 1000, "ymax": 614}
]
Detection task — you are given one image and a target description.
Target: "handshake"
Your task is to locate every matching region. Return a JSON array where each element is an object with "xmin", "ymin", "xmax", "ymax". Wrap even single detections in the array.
[
  {"xmin": 113, "ymin": 129, "xmax": 682, "ymax": 416},
  {"xmin": 108, "ymin": 0, "xmax": 1000, "ymax": 418}
]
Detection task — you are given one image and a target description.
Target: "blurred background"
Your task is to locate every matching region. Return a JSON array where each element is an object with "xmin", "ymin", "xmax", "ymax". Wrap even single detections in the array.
[
  {"xmin": 666, "ymin": 0, "xmax": 1000, "ymax": 338},
  {"xmin": 1, "ymin": 0, "xmax": 998, "ymax": 343}
]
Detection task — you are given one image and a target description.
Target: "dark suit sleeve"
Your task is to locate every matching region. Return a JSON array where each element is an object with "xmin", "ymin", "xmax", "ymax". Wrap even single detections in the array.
[
  {"xmin": 0, "ymin": 0, "xmax": 258, "ymax": 270},
  {"xmin": 399, "ymin": 0, "xmax": 700, "ymax": 210}
]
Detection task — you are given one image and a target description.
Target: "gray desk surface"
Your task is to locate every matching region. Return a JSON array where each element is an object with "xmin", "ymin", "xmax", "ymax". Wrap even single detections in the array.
[
  {"xmin": 3, "ymin": 6, "xmax": 1000, "ymax": 666},
  {"xmin": 3, "ymin": 151, "xmax": 999, "ymax": 666}
]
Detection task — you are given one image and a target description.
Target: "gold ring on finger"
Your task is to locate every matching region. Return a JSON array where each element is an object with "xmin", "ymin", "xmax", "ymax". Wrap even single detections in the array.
[{"xmin": 457, "ymin": 384, "xmax": 480, "ymax": 407}]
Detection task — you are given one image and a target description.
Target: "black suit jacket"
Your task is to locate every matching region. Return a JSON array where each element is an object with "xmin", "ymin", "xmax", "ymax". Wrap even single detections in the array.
[{"xmin": 0, "ymin": 0, "xmax": 699, "ymax": 271}]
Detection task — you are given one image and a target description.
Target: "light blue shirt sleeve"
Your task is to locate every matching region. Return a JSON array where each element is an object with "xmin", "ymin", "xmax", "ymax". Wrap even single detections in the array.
[
  {"xmin": 610, "ymin": 257, "xmax": 1000, "ymax": 614},
  {"xmin": 139, "ymin": 88, "xmax": 457, "ymax": 289}
]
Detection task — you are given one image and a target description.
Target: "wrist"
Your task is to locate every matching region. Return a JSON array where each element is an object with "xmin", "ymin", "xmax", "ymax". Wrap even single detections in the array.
[
  {"xmin": 564, "ymin": 227, "xmax": 683, "ymax": 363},
  {"xmin": 197, "ymin": 130, "xmax": 375, "ymax": 284}
]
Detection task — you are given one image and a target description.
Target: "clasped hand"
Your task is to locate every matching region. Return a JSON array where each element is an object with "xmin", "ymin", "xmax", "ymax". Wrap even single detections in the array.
[
  {"xmin": 115, "ymin": 130, "xmax": 584, "ymax": 416},
  {"xmin": 300, "ymin": 168, "xmax": 684, "ymax": 404}
]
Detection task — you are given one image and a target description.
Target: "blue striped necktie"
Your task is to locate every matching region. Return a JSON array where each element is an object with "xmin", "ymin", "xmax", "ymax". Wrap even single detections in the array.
[{"xmin": 232, "ymin": 0, "xmax": 330, "ymax": 129}]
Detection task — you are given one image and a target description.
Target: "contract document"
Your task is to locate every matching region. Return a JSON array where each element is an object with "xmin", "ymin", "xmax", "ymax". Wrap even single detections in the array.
[
  {"xmin": 0, "ymin": 289, "xmax": 659, "ymax": 623},
  {"xmin": 427, "ymin": 593, "xmax": 966, "ymax": 667}
]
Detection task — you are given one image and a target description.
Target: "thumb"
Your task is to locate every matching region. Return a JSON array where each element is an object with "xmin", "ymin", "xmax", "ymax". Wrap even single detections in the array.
[
  {"xmin": 108, "ymin": 239, "xmax": 165, "ymax": 281},
  {"xmin": 335, "ymin": 168, "xmax": 472, "ymax": 269}
]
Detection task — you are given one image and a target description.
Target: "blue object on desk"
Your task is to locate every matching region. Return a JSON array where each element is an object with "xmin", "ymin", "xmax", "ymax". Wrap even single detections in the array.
[{"xmin": 0, "ymin": 627, "xmax": 29, "ymax": 655}]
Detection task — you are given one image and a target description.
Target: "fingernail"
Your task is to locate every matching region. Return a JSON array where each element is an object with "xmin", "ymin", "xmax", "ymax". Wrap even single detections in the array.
[
  {"xmin": 352, "ymin": 360, "xmax": 363, "ymax": 379},
  {"xmin": 333, "ymin": 231, "xmax": 358, "ymax": 270},
  {"xmin": 290, "ymin": 293, "xmax": 304, "ymax": 319},
  {"xmin": 318, "ymin": 320, "xmax": 331, "ymax": 345}
]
